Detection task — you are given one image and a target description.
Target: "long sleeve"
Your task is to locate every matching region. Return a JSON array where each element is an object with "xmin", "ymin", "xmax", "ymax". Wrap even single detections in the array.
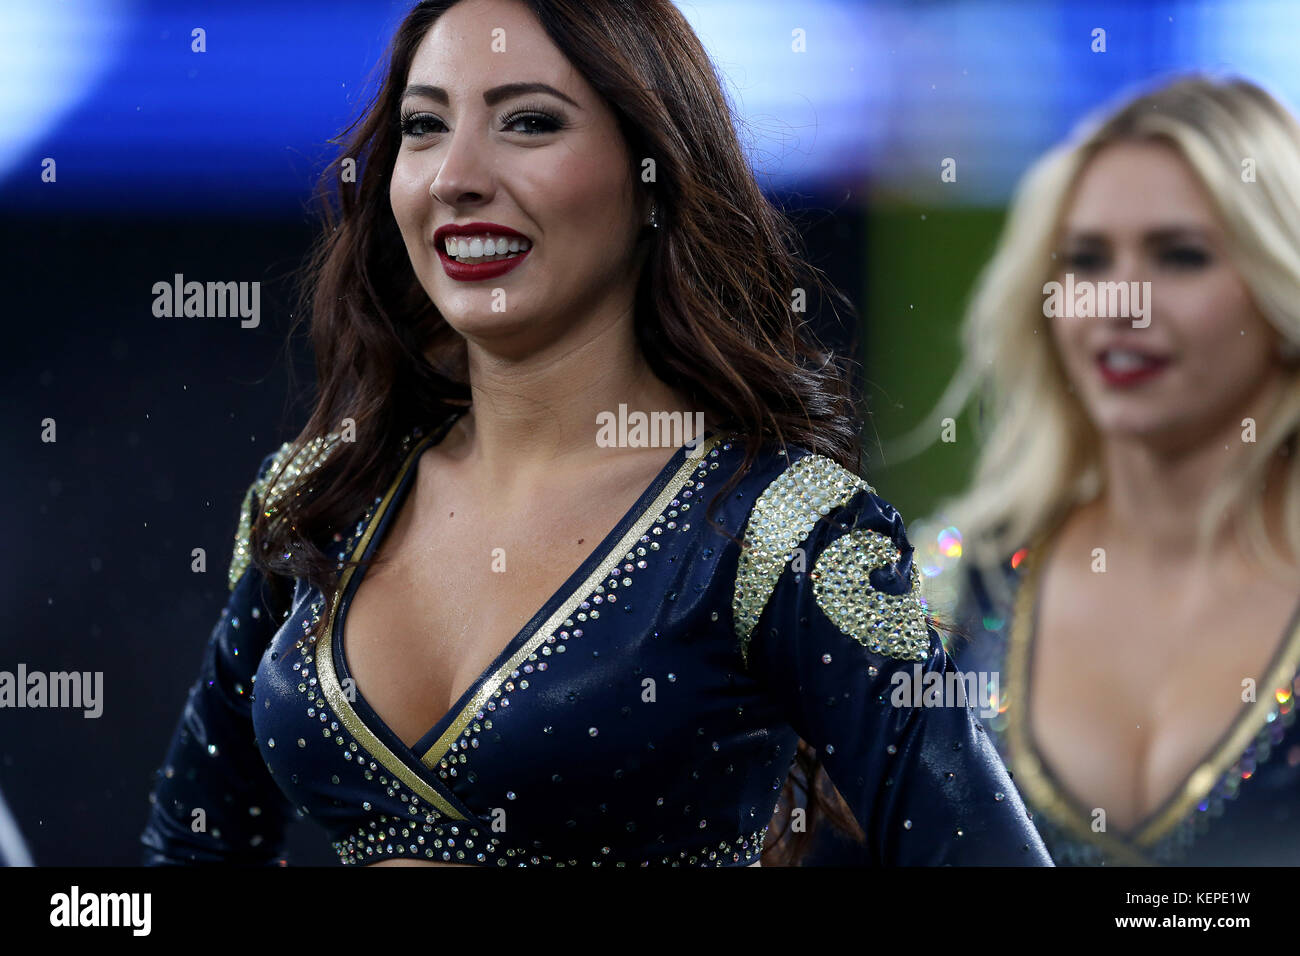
[
  {"xmin": 140, "ymin": 447, "xmax": 298, "ymax": 865},
  {"xmin": 740, "ymin": 453, "xmax": 1052, "ymax": 865}
]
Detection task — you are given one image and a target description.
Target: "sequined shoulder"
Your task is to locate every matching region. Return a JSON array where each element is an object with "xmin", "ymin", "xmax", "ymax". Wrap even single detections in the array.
[
  {"xmin": 227, "ymin": 431, "xmax": 343, "ymax": 591},
  {"xmin": 810, "ymin": 523, "xmax": 931, "ymax": 662},
  {"xmin": 731, "ymin": 452, "xmax": 876, "ymax": 664}
]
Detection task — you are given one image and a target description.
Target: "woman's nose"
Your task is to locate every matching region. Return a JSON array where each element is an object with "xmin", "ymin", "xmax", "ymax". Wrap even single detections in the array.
[{"xmin": 429, "ymin": 127, "xmax": 494, "ymax": 207}]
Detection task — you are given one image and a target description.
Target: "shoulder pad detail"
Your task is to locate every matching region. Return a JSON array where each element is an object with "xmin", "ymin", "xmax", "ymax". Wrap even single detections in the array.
[
  {"xmin": 732, "ymin": 453, "xmax": 875, "ymax": 665},
  {"xmin": 227, "ymin": 432, "xmax": 343, "ymax": 591}
]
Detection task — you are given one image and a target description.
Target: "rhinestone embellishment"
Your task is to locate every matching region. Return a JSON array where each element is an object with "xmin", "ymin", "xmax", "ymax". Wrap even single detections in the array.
[
  {"xmin": 229, "ymin": 431, "xmax": 344, "ymax": 590},
  {"xmin": 811, "ymin": 530, "xmax": 930, "ymax": 661},
  {"xmin": 732, "ymin": 454, "xmax": 876, "ymax": 664}
]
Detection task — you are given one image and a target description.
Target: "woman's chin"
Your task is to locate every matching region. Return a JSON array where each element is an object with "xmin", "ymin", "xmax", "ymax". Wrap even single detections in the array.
[
  {"xmin": 438, "ymin": 312, "xmax": 538, "ymax": 341},
  {"xmin": 1090, "ymin": 409, "xmax": 1215, "ymax": 453}
]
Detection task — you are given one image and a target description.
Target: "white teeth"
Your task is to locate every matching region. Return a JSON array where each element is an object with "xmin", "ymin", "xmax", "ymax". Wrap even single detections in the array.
[
  {"xmin": 443, "ymin": 233, "xmax": 531, "ymax": 263},
  {"xmin": 1101, "ymin": 349, "xmax": 1157, "ymax": 371}
]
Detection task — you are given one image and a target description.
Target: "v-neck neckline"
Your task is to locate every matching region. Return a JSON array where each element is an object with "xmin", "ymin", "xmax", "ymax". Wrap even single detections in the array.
[
  {"xmin": 324, "ymin": 411, "xmax": 722, "ymax": 787},
  {"xmin": 1005, "ymin": 529, "xmax": 1300, "ymax": 859}
]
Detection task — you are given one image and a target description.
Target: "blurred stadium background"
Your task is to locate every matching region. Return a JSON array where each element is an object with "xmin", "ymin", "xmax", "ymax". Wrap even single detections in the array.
[{"xmin": 3, "ymin": 0, "xmax": 1298, "ymax": 863}]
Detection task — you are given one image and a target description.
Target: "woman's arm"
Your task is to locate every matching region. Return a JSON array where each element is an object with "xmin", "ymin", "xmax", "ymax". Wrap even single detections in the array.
[
  {"xmin": 740, "ymin": 454, "xmax": 1052, "ymax": 865},
  {"xmin": 139, "ymin": 447, "xmax": 299, "ymax": 865}
]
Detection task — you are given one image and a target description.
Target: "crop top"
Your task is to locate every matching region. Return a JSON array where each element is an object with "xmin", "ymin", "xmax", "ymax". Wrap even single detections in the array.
[{"xmin": 140, "ymin": 412, "xmax": 1053, "ymax": 866}]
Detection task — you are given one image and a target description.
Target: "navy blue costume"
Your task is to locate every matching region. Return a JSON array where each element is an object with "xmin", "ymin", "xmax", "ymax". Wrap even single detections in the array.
[
  {"xmin": 141, "ymin": 411, "xmax": 1052, "ymax": 866},
  {"xmin": 950, "ymin": 545, "xmax": 1300, "ymax": 866}
]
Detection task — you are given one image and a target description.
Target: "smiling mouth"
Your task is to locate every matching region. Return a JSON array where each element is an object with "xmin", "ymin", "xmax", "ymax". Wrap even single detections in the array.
[
  {"xmin": 1096, "ymin": 348, "xmax": 1170, "ymax": 372},
  {"xmin": 441, "ymin": 234, "xmax": 532, "ymax": 265}
]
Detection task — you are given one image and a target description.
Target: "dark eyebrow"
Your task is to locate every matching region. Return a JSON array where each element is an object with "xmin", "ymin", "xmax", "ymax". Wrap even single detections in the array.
[{"xmin": 399, "ymin": 82, "xmax": 580, "ymax": 110}]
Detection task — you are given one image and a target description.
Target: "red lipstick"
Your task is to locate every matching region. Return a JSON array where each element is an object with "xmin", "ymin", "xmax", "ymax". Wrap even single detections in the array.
[{"xmin": 433, "ymin": 222, "xmax": 531, "ymax": 282}]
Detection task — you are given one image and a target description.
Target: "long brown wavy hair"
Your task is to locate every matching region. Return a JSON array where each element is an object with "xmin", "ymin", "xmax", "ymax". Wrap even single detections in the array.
[{"xmin": 251, "ymin": 0, "xmax": 872, "ymax": 865}]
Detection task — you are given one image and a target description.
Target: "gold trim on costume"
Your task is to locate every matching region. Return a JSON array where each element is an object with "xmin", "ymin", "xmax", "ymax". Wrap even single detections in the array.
[
  {"xmin": 317, "ymin": 424, "xmax": 467, "ymax": 821},
  {"xmin": 1135, "ymin": 593, "xmax": 1300, "ymax": 844},
  {"xmin": 418, "ymin": 435, "xmax": 724, "ymax": 768},
  {"xmin": 1004, "ymin": 536, "xmax": 1300, "ymax": 862},
  {"xmin": 1002, "ymin": 540, "xmax": 1149, "ymax": 864}
]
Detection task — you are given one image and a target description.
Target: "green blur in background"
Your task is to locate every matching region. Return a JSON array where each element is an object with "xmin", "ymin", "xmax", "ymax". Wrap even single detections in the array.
[{"xmin": 860, "ymin": 203, "xmax": 1008, "ymax": 529}]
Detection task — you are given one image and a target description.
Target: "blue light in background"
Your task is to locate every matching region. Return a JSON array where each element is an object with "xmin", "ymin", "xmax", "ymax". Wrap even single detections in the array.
[
  {"xmin": 4, "ymin": 0, "xmax": 1300, "ymax": 215},
  {"xmin": 0, "ymin": 0, "xmax": 877, "ymax": 215},
  {"xmin": 1, "ymin": 0, "xmax": 415, "ymax": 215},
  {"xmin": 864, "ymin": 0, "xmax": 1300, "ymax": 205},
  {"xmin": 0, "ymin": 0, "xmax": 136, "ymax": 183},
  {"xmin": 674, "ymin": 0, "xmax": 885, "ymax": 189}
]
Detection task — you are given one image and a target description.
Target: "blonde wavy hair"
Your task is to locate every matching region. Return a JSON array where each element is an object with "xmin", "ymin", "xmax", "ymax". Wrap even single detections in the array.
[{"xmin": 893, "ymin": 74, "xmax": 1300, "ymax": 590}]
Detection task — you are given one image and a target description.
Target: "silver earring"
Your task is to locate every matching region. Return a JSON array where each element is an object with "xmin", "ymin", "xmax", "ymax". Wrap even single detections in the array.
[{"xmin": 648, "ymin": 199, "xmax": 659, "ymax": 230}]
